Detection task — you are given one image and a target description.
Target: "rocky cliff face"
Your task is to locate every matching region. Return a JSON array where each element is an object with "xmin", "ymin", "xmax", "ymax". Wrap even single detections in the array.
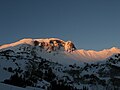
[
  {"xmin": 64, "ymin": 41, "xmax": 76, "ymax": 52},
  {"xmin": 33, "ymin": 39, "xmax": 76, "ymax": 52}
]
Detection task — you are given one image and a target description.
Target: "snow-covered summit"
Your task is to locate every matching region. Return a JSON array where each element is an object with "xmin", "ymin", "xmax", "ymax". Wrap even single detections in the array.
[{"xmin": 0, "ymin": 38, "xmax": 76, "ymax": 52}]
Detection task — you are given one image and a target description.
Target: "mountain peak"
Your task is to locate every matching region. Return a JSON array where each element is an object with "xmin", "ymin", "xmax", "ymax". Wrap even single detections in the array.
[
  {"xmin": 110, "ymin": 47, "xmax": 119, "ymax": 51},
  {"xmin": 0, "ymin": 38, "xmax": 76, "ymax": 52}
]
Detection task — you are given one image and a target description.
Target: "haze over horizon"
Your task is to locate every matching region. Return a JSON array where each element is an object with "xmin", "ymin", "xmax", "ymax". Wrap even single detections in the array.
[{"xmin": 0, "ymin": 0, "xmax": 120, "ymax": 50}]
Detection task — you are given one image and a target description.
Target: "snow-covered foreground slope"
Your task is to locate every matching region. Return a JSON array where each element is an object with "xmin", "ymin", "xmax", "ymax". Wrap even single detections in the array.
[
  {"xmin": 0, "ymin": 49, "xmax": 120, "ymax": 90},
  {"xmin": 0, "ymin": 83, "xmax": 43, "ymax": 90}
]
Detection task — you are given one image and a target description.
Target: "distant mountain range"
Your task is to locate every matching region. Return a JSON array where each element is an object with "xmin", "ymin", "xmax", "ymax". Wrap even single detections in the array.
[
  {"xmin": 0, "ymin": 38, "xmax": 120, "ymax": 90},
  {"xmin": 0, "ymin": 38, "xmax": 120, "ymax": 62}
]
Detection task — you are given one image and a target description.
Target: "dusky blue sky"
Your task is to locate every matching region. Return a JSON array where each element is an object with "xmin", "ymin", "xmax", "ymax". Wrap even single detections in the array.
[{"xmin": 0, "ymin": 0, "xmax": 120, "ymax": 50}]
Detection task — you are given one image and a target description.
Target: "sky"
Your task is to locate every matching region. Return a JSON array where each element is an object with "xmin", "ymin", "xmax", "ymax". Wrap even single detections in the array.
[{"xmin": 0, "ymin": 0, "xmax": 120, "ymax": 50}]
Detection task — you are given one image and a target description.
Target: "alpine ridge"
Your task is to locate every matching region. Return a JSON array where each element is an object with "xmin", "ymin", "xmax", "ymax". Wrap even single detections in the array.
[{"xmin": 0, "ymin": 38, "xmax": 120, "ymax": 62}]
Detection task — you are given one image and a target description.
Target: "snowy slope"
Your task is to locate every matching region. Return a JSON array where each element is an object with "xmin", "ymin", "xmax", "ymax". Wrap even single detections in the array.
[
  {"xmin": 0, "ymin": 38, "xmax": 120, "ymax": 90},
  {"xmin": 0, "ymin": 83, "xmax": 44, "ymax": 90},
  {"xmin": 67, "ymin": 47, "xmax": 120, "ymax": 62}
]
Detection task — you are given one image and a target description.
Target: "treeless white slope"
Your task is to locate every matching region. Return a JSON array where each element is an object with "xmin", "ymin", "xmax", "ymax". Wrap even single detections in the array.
[
  {"xmin": 0, "ymin": 38, "xmax": 34, "ymax": 49},
  {"xmin": 66, "ymin": 47, "xmax": 120, "ymax": 62}
]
